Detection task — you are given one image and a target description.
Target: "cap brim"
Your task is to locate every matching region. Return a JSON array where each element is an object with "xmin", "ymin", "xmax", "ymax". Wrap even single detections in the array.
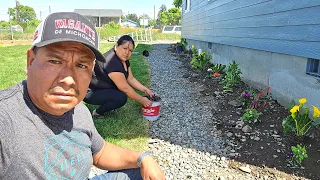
[{"xmin": 33, "ymin": 38, "xmax": 106, "ymax": 63}]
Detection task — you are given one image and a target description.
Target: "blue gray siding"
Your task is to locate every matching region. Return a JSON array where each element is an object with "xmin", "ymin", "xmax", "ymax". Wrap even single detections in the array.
[{"xmin": 182, "ymin": 0, "xmax": 320, "ymax": 59}]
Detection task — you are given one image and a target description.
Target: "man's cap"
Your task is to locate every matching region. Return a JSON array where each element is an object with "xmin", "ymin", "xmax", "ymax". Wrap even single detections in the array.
[{"xmin": 31, "ymin": 12, "xmax": 105, "ymax": 62}]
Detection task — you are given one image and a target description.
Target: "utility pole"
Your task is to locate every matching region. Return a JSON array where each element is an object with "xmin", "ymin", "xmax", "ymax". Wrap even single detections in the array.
[
  {"xmin": 49, "ymin": 5, "xmax": 51, "ymax": 14},
  {"xmin": 154, "ymin": 5, "xmax": 155, "ymax": 20},
  {"xmin": 15, "ymin": 0, "xmax": 19, "ymax": 22},
  {"xmin": 8, "ymin": 8, "xmax": 13, "ymax": 40},
  {"xmin": 40, "ymin": 11, "xmax": 42, "ymax": 21}
]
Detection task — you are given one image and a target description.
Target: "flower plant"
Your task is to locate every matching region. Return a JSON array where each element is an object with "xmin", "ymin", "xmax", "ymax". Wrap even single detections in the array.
[
  {"xmin": 282, "ymin": 98, "xmax": 320, "ymax": 136},
  {"xmin": 211, "ymin": 63, "xmax": 226, "ymax": 74},
  {"xmin": 286, "ymin": 144, "xmax": 308, "ymax": 168},
  {"xmin": 190, "ymin": 51, "xmax": 212, "ymax": 71},
  {"xmin": 222, "ymin": 60, "xmax": 242, "ymax": 92},
  {"xmin": 242, "ymin": 108, "xmax": 260, "ymax": 124},
  {"xmin": 251, "ymin": 87, "xmax": 270, "ymax": 110},
  {"xmin": 240, "ymin": 87, "xmax": 270, "ymax": 110}
]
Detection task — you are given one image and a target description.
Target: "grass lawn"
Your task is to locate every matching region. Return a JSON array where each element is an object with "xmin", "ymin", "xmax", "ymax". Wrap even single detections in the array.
[
  {"xmin": 0, "ymin": 45, "xmax": 28, "ymax": 90},
  {"xmin": 0, "ymin": 42, "xmax": 153, "ymax": 152}
]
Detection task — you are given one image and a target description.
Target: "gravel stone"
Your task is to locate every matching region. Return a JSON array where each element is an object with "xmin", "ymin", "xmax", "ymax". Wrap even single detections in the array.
[
  {"xmin": 145, "ymin": 44, "xmax": 259, "ymax": 179},
  {"xmin": 90, "ymin": 43, "xmax": 304, "ymax": 180}
]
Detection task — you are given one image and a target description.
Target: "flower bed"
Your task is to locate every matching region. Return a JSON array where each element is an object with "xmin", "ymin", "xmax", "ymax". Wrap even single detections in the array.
[{"xmin": 171, "ymin": 45, "xmax": 320, "ymax": 179}]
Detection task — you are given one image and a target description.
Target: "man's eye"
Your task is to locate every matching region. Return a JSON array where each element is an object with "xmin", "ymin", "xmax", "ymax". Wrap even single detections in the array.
[
  {"xmin": 77, "ymin": 64, "xmax": 88, "ymax": 69},
  {"xmin": 48, "ymin": 60, "xmax": 61, "ymax": 64}
]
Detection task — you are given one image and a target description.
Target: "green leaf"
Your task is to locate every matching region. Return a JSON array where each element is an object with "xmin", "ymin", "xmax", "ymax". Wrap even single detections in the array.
[{"xmin": 312, "ymin": 118, "xmax": 320, "ymax": 126}]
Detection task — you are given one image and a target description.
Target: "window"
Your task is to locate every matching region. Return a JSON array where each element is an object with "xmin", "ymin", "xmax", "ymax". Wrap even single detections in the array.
[
  {"xmin": 306, "ymin": 58, "xmax": 320, "ymax": 78},
  {"xmin": 175, "ymin": 26, "xmax": 182, "ymax": 31},
  {"xmin": 163, "ymin": 26, "xmax": 174, "ymax": 31},
  {"xmin": 162, "ymin": 26, "xmax": 181, "ymax": 34},
  {"xmin": 185, "ymin": 0, "xmax": 190, "ymax": 12}
]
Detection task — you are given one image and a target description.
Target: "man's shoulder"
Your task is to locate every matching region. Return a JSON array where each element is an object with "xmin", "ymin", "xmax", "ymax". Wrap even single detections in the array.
[
  {"xmin": 0, "ymin": 82, "xmax": 23, "ymax": 104},
  {"xmin": 74, "ymin": 103, "xmax": 92, "ymax": 119}
]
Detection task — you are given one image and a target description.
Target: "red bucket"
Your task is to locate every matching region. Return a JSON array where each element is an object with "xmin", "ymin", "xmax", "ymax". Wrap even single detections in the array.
[{"xmin": 141, "ymin": 101, "xmax": 161, "ymax": 121}]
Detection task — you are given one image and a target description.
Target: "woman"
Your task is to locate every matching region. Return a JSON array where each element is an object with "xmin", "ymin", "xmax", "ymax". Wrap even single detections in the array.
[{"xmin": 84, "ymin": 35, "xmax": 154, "ymax": 117}]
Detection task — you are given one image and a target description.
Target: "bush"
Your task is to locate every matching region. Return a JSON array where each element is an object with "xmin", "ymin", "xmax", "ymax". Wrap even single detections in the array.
[
  {"xmin": 0, "ymin": 21, "xmax": 10, "ymax": 28},
  {"xmin": 104, "ymin": 21, "xmax": 121, "ymax": 29}
]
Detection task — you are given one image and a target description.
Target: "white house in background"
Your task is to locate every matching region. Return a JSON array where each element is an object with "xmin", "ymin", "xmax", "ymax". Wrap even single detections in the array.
[
  {"xmin": 10, "ymin": 25, "xmax": 23, "ymax": 32},
  {"xmin": 74, "ymin": 9, "xmax": 122, "ymax": 27},
  {"xmin": 121, "ymin": 19, "xmax": 139, "ymax": 28},
  {"xmin": 182, "ymin": 0, "xmax": 320, "ymax": 109}
]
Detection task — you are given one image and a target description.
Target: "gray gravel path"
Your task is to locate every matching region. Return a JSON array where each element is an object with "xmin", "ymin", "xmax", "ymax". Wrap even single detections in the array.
[
  {"xmin": 90, "ymin": 42, "xmax": 295, "ymax": 180},
  {"xmin": 146, "ymin": 43, "xmax": 233, "ymax": 180},
  {"xmin": 146, "ymin": 43, "xmax": 294, "ymax": 180}
]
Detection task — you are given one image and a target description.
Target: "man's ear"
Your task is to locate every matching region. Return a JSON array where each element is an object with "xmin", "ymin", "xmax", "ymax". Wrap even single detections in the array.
[{"xmin": 26, "ymin": 49, "xmax": 36, "ymax": 75}]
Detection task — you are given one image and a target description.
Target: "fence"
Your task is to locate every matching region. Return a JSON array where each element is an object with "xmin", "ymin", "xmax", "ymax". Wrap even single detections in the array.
[{"xmin": 107, "ymin": 28, "xmax": 153, "ymax": 42}]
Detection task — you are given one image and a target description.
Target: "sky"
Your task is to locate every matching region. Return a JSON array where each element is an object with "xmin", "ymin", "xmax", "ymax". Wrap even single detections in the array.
[{"xmin": 0, "ymin": 0, "xmax": 174, "ymax": 21}]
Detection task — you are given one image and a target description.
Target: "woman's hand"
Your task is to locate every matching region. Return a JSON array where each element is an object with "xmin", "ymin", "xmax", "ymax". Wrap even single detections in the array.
[
  {"xmin": 139, "ymin": 97, "xmax": 152, "ymax": 107},
  {"xmin": 144, "ymin": 89, "xmax": 154, "ymax": 98}
]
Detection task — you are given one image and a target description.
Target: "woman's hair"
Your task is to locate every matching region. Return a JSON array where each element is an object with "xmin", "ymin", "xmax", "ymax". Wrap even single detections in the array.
[{"xmin": 116, "ymin": 35, "xmax": 135, "ymax": 48}]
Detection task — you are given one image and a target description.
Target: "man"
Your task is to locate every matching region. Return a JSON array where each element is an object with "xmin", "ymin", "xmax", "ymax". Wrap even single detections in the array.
[{"xmin": 0, "ymin": 12, "xmax": 165, "ymax": 180}]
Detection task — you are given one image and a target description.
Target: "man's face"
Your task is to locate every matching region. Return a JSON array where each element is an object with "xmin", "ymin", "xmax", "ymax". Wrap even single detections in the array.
[
  {"xmin": 26, "ymin": 42, "xmax": 95, "ymax": 116},
  {"xmin": 115, "ymin": 41, "xmax": 134, "ymax": 61}
]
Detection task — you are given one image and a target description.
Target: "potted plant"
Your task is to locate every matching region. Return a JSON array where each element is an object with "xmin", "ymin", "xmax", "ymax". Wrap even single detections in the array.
[{"xmin": 176, "ymin": 38, "xmax": 188, "ymax": 54}]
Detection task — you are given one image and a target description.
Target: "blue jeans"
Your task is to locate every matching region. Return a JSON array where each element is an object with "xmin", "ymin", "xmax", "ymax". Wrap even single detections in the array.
[
  {"xmin": 90, "ymin": 168, "xmax": 142, "ymax": 180},
  {"xmin": 84, "ymin": 88, "xmax": 127, "ymax": 115}
]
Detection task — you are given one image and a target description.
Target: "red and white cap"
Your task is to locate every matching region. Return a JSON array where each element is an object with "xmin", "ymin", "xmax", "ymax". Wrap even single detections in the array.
[{"xmin": 31, "ymin": 12, "xmax": 105, "ymax": 62}]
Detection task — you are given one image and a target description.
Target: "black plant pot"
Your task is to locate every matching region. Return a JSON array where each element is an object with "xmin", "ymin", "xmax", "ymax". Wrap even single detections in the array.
[{"xmin": 176, "ymin": 45, "xmax": 183, "ymax": 54}]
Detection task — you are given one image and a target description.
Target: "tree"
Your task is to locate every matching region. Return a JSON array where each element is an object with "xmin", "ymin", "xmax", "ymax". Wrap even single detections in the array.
[
  {"xmin": 157, "ymin": 4, "xmax": 167, "ymax": 19},
  {"xmin": 156, "ymin": 4, "xmax": 167, "ymax": 28},
  {"xmin": 125, "ymin": 13, "xmax": 138, "ymax": 23},
  {"xmin": 148, "ymin": 19, "xmax": 156, "ymax": 27},
  {"xmin": 160, "ymin": 8, "xmax": 181, "ymax": 26},
  {"xmin": 173, "ymin": 0, "xmax": 182, "ymax": 8},
  {"xmin": 9, "ymin": 5, "xmax": 36, "ymax": 22}
]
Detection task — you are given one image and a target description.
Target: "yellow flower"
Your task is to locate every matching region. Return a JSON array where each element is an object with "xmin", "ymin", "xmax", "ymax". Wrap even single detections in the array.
[
  {"xmin": 290, "ymin": 105, "xmax": 299, "ymax": 114},
  {"xmin": 313, "ymin": 106, "xmax": 320, "ymax": 119},
  {"xmin": 299, "ymin": 98, "xmax": 307, "ymax": 105}
]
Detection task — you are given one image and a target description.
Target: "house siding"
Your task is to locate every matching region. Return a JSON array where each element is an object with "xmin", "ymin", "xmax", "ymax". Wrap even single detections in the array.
[
  {"xmin": 182, "ymin": 0, "xmax": 320, "ymax": 59},
  {"xmin": 182, "ymin": 0, "xmax": 320, "ymax": 109}
]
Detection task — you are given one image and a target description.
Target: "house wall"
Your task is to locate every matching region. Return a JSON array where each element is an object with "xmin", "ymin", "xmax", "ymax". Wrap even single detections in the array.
[
  {"xmin": 85, "ymin": 16, "xmax": 120, "ymax": 27},
  {"xmin": 182, "ymin": 0, "xmax": 320, "ymax": 108}
]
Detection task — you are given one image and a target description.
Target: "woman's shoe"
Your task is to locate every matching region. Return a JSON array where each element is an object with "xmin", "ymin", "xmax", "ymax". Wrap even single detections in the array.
[{"xmin": 92, "ymin": 109, "xmax": 105, "ymax": 118}]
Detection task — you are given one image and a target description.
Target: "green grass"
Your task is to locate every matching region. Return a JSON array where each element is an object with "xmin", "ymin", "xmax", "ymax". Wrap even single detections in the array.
[
  {"xmin": 99, "ymin": 43, "xmax": 115, "ymax": 53},
  {"xmin": 0, "ymin": 45, "xmax": 28, "ymax": 90},
  {"xmin": 152, "ymin": 32, "xmax": 181, "ymax": 41},
  {"xmin": 0, "ymin": 43, "xmax": 153, "ymax": 152}
]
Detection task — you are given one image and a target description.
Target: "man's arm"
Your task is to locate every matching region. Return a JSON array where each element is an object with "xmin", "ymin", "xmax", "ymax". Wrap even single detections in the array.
[
  {"xmin": 93, "ymin": 141, "xmax": 165, "ymax": 179},
  {"xmin": 93, "ymin": 141, "xmax": 140, "ymax": 170}
]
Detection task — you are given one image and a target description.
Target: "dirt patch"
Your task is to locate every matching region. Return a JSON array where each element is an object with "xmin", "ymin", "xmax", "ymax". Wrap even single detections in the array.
[
  {"xmin": 0, "ymin": 40, "xmax": 32, "ymax": 47},
  {"xmin": 172, "ymin": 48, "xmax": 320, "ymax": 179}
]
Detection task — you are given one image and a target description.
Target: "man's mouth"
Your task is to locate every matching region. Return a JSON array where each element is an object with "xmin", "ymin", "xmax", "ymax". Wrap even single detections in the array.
[{"xmin": 53, "ymin": 92, "xmax": 76, "ymax": 98}]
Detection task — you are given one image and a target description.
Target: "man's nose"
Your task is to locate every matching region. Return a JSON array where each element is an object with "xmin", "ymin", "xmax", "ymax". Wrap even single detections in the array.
[{"xmin": 58, "ymin": 66, "xmax": 76, "ymax": 86}]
